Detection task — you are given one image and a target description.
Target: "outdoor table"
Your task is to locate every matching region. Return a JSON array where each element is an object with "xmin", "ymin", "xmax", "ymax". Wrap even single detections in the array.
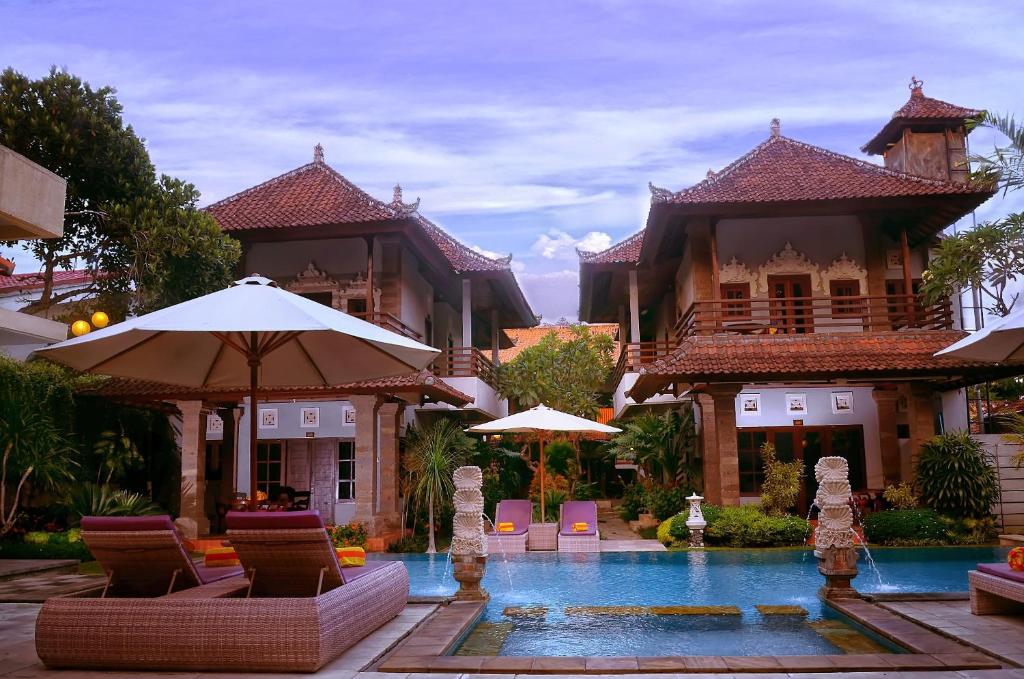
[{"xmin": 527, "ymin": 522, "xmax": 558, "ymax": 551}]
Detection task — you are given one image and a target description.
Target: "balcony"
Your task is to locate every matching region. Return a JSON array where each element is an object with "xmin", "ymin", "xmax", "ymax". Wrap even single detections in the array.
[
  {"xmin": 675, "ymin": 294, "xmax": 953, "ymax": 338},
  {"xmin": 351, "ymin": 311, "xmax": 423, "ymax": 341},
  {"xmin": 427, "ymin": 346, "xmax": 504, "ymax": 418},
  {"xmin": 0, "ymin": 145, "xmax": 66, "ymax": 240}
]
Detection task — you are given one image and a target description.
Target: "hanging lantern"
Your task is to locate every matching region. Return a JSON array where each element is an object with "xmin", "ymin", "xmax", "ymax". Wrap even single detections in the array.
[
  {"xmin": 91, "ymin": 311, "xmax": 109, "ymax": 329},
  {"xmin": 71, "ymin": 320, "xmax": 91, "ymax": 337}
]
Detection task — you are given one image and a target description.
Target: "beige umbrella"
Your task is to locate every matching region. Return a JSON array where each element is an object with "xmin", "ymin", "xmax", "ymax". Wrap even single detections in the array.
[
  {"xmin": 467, "ymin": 404, "xmax": 620, "ymax": 521},
  {"xmin": 35, "ymin": 275, "xmax": 439, "ymax": 502}
]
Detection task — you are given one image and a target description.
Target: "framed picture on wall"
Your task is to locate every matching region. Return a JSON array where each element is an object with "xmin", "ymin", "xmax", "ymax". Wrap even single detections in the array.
[
  {"xmin": 258, "ymin": 408, "xmax": 278, "ymax": 429},
  {"xmin": 342, "ymin": 406, "xmax": 356, "ymax": 425},
  {"xmin": 300, "ymin": 407, "xmax": 320, "ymax": 428},
  {"xmin": 831, "ymin": 391, "xmax": 854, "ymax": 414},
  {"xmin": 739, "ymin": 392, "xmax": 761, "ymax": 415},
  {"xmin": 785, "ymin": 393, "xmax": 807, "ymax": 415},
  {"xmin": 207, "ymin": 414, "xmax": 224, "ymax": 434},
  {"xmin": 886, "ymin": 249, "xmax": 903, "ymax": 269}
]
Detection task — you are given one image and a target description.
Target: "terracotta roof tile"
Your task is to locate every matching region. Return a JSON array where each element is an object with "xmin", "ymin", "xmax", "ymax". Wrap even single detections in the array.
[
  {"xmin": 652, "ymin": 135, "xmax": 990, "ymax": 208},
  {"xmin": 205, "ymin": 158, "xmax": 512, "ymax": 274},
  {"xmin": 863, "ymin": 86, "xmax": 983, "ymax": 154},
  {"xmin": 0, "ymin": 269, "xmax": 96, "ymax": 295},
  {"xmin": 629, "ymin": 331, "xmax": 1011, "ymax": 400},
  {"xmin": 578, "ymin": 231, "xmax": 644, "ymax": 264},
  {"xmin": 499, "ymin": 323, "xmax": 618, "ymax": 363},
  {"xmin": 82, "ymin": 369, "xmax": 472, "ymax": 407}
]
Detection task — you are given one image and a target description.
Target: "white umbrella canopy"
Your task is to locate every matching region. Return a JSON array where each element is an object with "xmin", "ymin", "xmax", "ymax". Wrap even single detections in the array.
[
  {"xmin": 935, "ymin": 306, "xmax": 1024, "ymax": 362},
  {"xmin": 35, "ymin": 275, "xmax": 440, "ymax": 502},
  {"xmin": 467, "ymin": 404, "xmax": 620, "ymax": 521}
]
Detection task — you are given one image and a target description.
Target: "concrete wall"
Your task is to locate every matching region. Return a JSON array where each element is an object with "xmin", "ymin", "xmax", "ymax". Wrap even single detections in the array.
[
  {"xmin": 716, "ymin": 216, "xmax": 866, "ymax": 270},
  {"xmin": 0, "ymin": 145, "xmax": 66, "ymax": 240},
  {"xmin": 245, "ymin": 238, "xmax": 373, "ymax": 281},
  {"xmin": 400, "ymin": 245, "xmax": 433, "ymax": 339}
]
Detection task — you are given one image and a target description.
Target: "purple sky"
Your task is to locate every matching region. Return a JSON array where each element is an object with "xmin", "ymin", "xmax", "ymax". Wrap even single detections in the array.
[{"xmin": 2, "ymin": 1, "xmax": 1022, "ymax": 320}]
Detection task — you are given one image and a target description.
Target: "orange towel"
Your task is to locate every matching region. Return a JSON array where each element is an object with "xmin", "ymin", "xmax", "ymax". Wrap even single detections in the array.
[
  {"xmin": 497, "ymin": 522, "xmax": 515, "ymax": 533},
  {"xmin": 203, "ymin": 546, "xmax": 240, "ymax": 567},
  {"xmin": 572, "ymin": 522, "xmax": 590, "ymax": 533},
  {"xmin": 335, "ymin": 546, "xmax": 366, "ymax": 567}
]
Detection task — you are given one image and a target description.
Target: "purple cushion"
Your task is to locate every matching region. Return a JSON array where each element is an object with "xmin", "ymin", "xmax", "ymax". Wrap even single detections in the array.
[
  {"xmin": 225, "ymin": 510, "xmax": 324, "ymax": 530},
  {"xmin": 194, "ymin": 563, "xmax": 245, "ymax": 584},
  {"xmin": 560, "ymin": 501, "xmax": 597, "ymax": 536},
  {"xmin": 978, "ymin": 562, "xmax": 1024, "ymax": 584},
  {"xmin": 81, "ymin": 515, "xmax": 176, "ymax": 532},
  {"xmin": 489, "ymin": 500, "xmax": 531, "ymax": 536},
  {"xmin": 339, "ymin": 560, "xmax": 390, "ymax": 584}
]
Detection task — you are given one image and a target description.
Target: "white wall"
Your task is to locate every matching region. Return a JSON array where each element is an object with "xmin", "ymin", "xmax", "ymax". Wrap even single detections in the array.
[
  {"xmin": 399, "ymin": 245, "xmax": 432, "ymax": 339},
  {"xmin": 716, "ymin": 215, "xmax": 865, "ymax": 270},
  {"xmin": 245, "ymin": 238, "xmax": 373, "ymax": 280}
]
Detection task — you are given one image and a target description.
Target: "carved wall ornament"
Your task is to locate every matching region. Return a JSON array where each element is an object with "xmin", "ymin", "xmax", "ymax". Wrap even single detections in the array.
[
  {"xmin": 719, "ymin": 257, "xmax": 758, "ymax": 297},
  {"xmin": 756, "ymin": 242, "xmax": 821, "ymax": 294},
  {"xmin": 821, "ymin": 253, "xmax": 868, "ymax": 295},
  {"xmin": 284, "ymin": 262, "xmax": 382, "ymax": 312}
]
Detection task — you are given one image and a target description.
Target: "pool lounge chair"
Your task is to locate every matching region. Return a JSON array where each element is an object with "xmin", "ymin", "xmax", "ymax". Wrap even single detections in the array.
[
  {"xmin": 969, "ymin": 563, "xmax": 1024, "ymax": 615},
  {"xmin": 486, "ymin": 499, "xmax": 531, "ymax": 553},
  {"xmin": 36, "ymin": 510, "xmax": 409, "ymax": 673},
  {"xmin": 557, "ymin": 500, "xmax": 600, "ymax": 552},
  {"xmin": 79, "ymin": 515, "xmax": 243, "ymax": 596}
]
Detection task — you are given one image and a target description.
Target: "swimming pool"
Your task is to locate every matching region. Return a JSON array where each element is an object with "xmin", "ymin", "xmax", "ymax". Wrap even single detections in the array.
[{"xmin": 369, "ymin": 546, "xmax": 1008, "ymax": 656}]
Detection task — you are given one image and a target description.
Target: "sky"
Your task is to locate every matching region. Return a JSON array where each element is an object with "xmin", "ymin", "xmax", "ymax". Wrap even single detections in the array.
[{"xmin": 2, "ymin": 1, "xmax": 1023, "ymax": 321}]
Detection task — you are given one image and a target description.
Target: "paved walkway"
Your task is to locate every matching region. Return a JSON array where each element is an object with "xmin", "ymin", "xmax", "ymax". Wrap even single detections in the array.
[
  {"xmin": 597, "ymin": 507, "xmax": 665, "ymax": 551},
  {"xmin": 882, "ymin": 600, "xmax": 1024, "ymax": 668},
  {"xmin": 0, "ymin": 560, "xmax": 78, "ymax": 581}
]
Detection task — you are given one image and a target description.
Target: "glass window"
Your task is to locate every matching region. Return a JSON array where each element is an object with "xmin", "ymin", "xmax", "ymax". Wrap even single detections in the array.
[
  {"xmin": 337, "ymin": 441, "xmax": 355, "ymax": 500},
  {"xmin": 829, "ymin": 280, "xmax": 861, "ymax": 318},
  {"xmin": 737, "ymin": 430, "xmax": 767, "ymax": 494},
  {"xmin": 255, "ymin": 442, "xmax": 283, "ymax": 497},
  {"xmin": 721, "ymin": 283, "xmax": 750, "ymax": 319}
]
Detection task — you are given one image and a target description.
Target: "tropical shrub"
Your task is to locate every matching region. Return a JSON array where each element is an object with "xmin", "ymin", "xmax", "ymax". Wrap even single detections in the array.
[
  {"xmin": 404, "ymin": 419, "xmax": 475, "ymax": 553},
  {"xmin": 607, "ymin": 408, "xmax": 699, "ymax": 487},
  {"xmin": 941, "ymin": 514, "xmax": 999, "ymax": 545},
  {"xmin": 759, "ymin": 442, "xmax": 804, "ymax": 516},
  {"xmin": 572, "ymin": 481, "xmax": 599, "ymax": 501},
  {"xmin": 329, "ymin": 522, "xmax": 368, "ymax": 548},
  {"xmin": 863, "ymin": 509, "xmax": 952, "ymax": 546},
  {"xmin": 62, "ymin": 483, "xmax": 163, "ymax": 525},
  {"xmin": 916, "ymin": 432, "xmax": 999, "ymax": 518},
  {"xmin": 882, "ymin": 482, "xmax": 918, "ymax": 510},
  {"xmin": 0, "ymin": 530, "xmax": 91, "ymax": 560},
  {"xmin": 643, "ymin": 485, "xmax": 686, "ymax": 521},
  {"xmin": 618, "ymin": 482, "xmax": 647, "ymax": 521},
  {"xmin": 657, "ymin": 505, "xmax": 809, "ymax": 548}
]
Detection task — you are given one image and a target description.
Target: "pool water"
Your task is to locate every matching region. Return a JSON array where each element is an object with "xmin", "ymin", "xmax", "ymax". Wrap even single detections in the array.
[{"xmin": 369, "ymin": 546, "xmax": 1008, "ymax": 656}]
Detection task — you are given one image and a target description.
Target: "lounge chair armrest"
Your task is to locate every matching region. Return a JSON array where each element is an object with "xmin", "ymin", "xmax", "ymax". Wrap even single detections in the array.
[{"xmin": 160, "ymin": 575, "xmax": 250, "ymax": 600}]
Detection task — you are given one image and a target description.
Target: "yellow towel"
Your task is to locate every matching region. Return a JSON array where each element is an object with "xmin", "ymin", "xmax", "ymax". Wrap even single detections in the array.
[
  {"xmin": 335, "ymin": 546, "xmax": 366, "ymax": 567},
  {"xmin": 497, "ymin": 522, "xmax": 515, "ymax": 533},
  {"xmin": 203, "ymin": 546, "xmax": 240, "ymax": 568},
  {"xmin": 572, "ymin": 522, "xmax": 590, "ymax": 533}
]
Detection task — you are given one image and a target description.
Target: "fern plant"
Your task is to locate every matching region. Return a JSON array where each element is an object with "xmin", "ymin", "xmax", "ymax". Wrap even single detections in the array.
[
  {"xmin": 915, "ymin": 432, "xmax": 999, "ymax": 519},
  {"xmin": 63, "ymin": 483, "xmax": 163, "ymax": 525}
]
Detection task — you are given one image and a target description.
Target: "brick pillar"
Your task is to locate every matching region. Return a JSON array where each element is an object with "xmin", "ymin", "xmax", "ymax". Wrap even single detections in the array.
[
  {"xmin": 698, "ymin": 385, "xmax": 742, "ymax": 506},
  {"xmin": 906, "ymin": 383, "xmax": 937, "ymax": 482},
  {"xmin": 176, "ymin": 401, "xmax": 209, "ymax": 539},
  {"xmin": 348, "ymin": 395, "xmax": 380, "ymax": 525},
  {"xmin": 872, "ymin": 388, "xmax": 902, "ymax": 485},
  {"xmin": 696, "ymin": 393, "xmax": 721, "ymax": 505},
  {"xmin": 376, "ymin": 402, "xmax": 402, "ymax": 533}
]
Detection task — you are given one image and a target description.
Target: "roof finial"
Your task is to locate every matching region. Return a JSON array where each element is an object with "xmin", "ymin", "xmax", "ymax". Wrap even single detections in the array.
[
  {"xmin": 770, "ymin": 118, "xmax": 781, "ymax": 137},
  {"xmin": 393, "ymin": 183, "xmax": 403, "ymax": 204},
  {"xmin": 706, "ymin": 168, "xmax": 716, "ymax": 179},
  {"xmin": 909, "ymin": 76, "xmax": 924, "ymax": 98},
  {"xmin": 313, "ymin": 143, "xmax": 325, "ymax": 164}
]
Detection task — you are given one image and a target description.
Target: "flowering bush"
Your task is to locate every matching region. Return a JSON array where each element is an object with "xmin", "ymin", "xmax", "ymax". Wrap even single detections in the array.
[{"xmin": 328, "ymin": 522, "xmax": 368, "ymax": 548}]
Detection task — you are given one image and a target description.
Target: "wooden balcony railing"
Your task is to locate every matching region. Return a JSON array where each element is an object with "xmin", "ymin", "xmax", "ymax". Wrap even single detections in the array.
[
  {"xmin": 674, "ymin": 294, "xmax": 953, "ymax": 338},
  {"xmin": 611, "ymin": 340, "xmax": 676, "ymax": 387},
  {"xmin": 352, "ymin": 311, "xmax": 423, "ymax": 342},
  {"xmin": 431, "ymin": 346, "xmax": 499, "ymax": 389}
]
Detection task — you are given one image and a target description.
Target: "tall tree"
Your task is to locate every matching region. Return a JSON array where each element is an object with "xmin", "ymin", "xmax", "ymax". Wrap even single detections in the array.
[
  {"xmin": 0, "ymin": 67, "xmax": 239, "ymax": 317},
  {"xmin": 404, "ymin": 419, "xmax": 475, "ymax": 553}
]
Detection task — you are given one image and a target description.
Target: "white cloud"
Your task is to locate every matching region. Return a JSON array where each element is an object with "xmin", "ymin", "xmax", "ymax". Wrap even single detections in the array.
[
  {"xmin": 531, "ymin": 229, "xmax": 613, "ymax": 260},
  {"xmin": 515, "ymin": 269, "xmax": 580, "ymax": 322}
]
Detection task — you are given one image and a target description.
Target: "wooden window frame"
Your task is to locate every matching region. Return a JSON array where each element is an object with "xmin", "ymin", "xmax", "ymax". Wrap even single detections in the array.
[
  {"xmin": 337, "ymin": 441, "xmax": 356, "ymax": 501},
  {"xmin": 255, "ymin": 441, "xmax": 285, "ymax": 498},
  {"xmin": 720, "ymin": 283, "xmax": 751, "ymax": 320},
  {"xmin": 829, "ymin": 279, "xmax": 863, "ymax": 318}
]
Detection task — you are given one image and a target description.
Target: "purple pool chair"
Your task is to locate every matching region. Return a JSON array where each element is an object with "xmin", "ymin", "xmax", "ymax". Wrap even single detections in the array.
[
  {"xmin": 557, "ymin": 500, "xmax": 600, "ymax": 552},
  {"xmin": 486, "ymin": 499, "xmax": 532, "ymax": 553},
  {"xmin": 969, "ymin": 562, "xmax": 1024, "ymax": 615}
]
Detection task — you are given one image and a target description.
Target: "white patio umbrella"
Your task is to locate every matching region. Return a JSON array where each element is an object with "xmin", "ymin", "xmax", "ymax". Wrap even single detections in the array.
[
  {"xmin": 467, "ymin": 404, "xmax": 620, "ymax": 521},
  {"xmin": 34, "ymin": 275, "xmax": 439, "ymax": 502},
  {"xmin": 935, "ymin": 306, "xmax": 1024, "ymax": 362}
]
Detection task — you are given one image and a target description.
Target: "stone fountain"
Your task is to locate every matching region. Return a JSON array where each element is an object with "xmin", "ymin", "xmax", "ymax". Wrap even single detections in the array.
[
  {"xmin": 813, "ymin": 456, "xmax": 859, "ymax": 599},
  {"xmin": 685, "ymin": 494, "xmax": 707, "ymax": 548},
  {"xmin": 450, "ymin": 465, "xmax": 488, "ymax": 601}
]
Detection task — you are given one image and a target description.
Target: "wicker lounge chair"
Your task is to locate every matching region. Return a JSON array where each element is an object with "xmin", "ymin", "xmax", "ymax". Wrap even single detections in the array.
[
  {"xmin": 81, "ymin": 515, "xmax": 243, "ymax": 596},
  {"xmin": 557, "ymin": 500, "xmax": 600, "ymax": 552},
  {"xmin": 486, "ymin": 499, "xmax": 532, "ymax": 553},
  {"xmin": 36, "ymin": 511, "xmax": 409, "ymax": 672},
  {"xmin": 969, "ymin": 563, "xmax": 1024, "ymax": 615}
]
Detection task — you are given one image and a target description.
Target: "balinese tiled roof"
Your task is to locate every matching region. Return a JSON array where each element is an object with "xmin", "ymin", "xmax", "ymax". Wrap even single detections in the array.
[
  {"xmin": 863, "ymin": 82, "xmax": 983, "ymax": 154},
  {"xmin": 0, "ymin": 269, "xmax": 96, "ymax": 295},
  {"xmin": 499, "ymin": 323, "xmax": 618, "ymax": 363},
  {"xmin": 628, "ymin": 330, "xmax": 1014, "ymax": 401},
  {"xmin": 649, "ymin": 134, "xmax": 990, "ymax": 208},
  {"xmin": 578, "ymin": 231, "xmax": 644, "ymax": 264},
  {"xmin": 204, "ymin": 153, "xmax": 512, "ymax": 274},
  {"xmin": 81, "ymin": 369, "xmax": 472, "ymax": 407}
]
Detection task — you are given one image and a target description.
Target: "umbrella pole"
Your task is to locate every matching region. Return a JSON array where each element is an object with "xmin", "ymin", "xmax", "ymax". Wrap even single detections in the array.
[
  {"xmin": 249, "ymin": 332, "xmax": 260, "ymax": 508},
  {"xmin": 539, "ymin": 434, "xmax": 546, "ymax": 522}
]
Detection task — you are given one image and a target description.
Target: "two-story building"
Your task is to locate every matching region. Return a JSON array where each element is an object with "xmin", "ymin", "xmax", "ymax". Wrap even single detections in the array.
[{"xmin": 579, "ymin": 80, "xmax": 1018, "ymax": 510}]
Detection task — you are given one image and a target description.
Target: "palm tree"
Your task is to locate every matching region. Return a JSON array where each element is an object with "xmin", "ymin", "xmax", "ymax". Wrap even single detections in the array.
[
  {"xmin": 606, "ymin": 408, "xmax": 697, "ymax": 487},
  {"xmin": 404, "ymin": 419, "xmax": 475, "ymax": 553},
  {"xmin": 970, "ymin": 112, "xmax": 1023, "ymax": 195}
]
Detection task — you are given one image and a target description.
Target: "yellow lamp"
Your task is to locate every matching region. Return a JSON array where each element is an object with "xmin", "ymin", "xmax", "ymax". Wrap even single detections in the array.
[
  {"xmin": 91, "ymin": 311, "xmax": 109, "ymax": 328},
  {"xmin": 71, "ymin": 320, "xmax": 91, "ymax": 337}
]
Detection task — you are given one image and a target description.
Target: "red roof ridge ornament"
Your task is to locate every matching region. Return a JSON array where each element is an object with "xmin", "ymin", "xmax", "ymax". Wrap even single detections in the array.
[
  {"xmin": 313, "ymin": 143, "xmax": 325, "ymax": 164},
  {"xmin": 389, "ymin": 183, "xmax": 421, "ymax": 216},
  {"xmin": 909, "ymin": 76, "xmax": 924, "ymax": 98},
  {"xmin": 706, "ymin": 168, "xmax": 716, "ymax": 179},
  {"xmin": 770, "ymin": 118, "xmax": 781, "ymax": 138},
  {"xmin": 648, "ymin": 181, "xmax": 674, "ymax": 204}
]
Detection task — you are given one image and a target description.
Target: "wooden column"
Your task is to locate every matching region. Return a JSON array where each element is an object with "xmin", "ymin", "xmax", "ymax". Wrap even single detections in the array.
[
  {"xmin": 900, "ymin": 228, "xmax": 914, "ymax": 325},
  {"xmin": 628, "ymin": 269, "xmax": 640, "ymax": 343},
  {"xmin": 688, "ymin": 218, "xmax": 715, "ymax": 303},
  {"xmin": 871, "ymin": 388, "xmax": 902, "ymax": 486},
  {"xmin": 860, "ymin": 216, "xmax": 888, "ymax": 331},
  {"xmin": 491, "ymin": 309, "xmax": 500, "ymax": 366},
  {"xmin": 365, "ymin": 235, "xmax": 376, "ymax": 313},
  {"xmin": 710, "ymin": 218, "xmax": 720, "ymax": 295},
  {"xmin": 462, "ymin": 279, "xmax": 473, "ymax": 348}
]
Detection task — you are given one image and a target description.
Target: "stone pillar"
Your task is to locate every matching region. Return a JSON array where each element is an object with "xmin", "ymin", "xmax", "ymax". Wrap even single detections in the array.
[
  {"xmin": 628, "ymin": 269, "xmax": 641, "ymax": 343},
  {"xmin": 349, "ymin": 395, "xmax": 381, "ymax": 525},
  {"xmin": 176, "ymin": 400, "xmax": 209, "ymax": 539},
  {"xmin": 697, "ymin": 386, "xmax": 741, "ymax": 506},
  {"xmin": 376, "ymin": 402, "xmax": 402, "ymax": 533},
  {"xmin": 696, "ymin": 394, "xmax": 721, "ymax": 505},
  {"xmin": 906, "ymin": 383, "xmax": 937, "ymax": 482},
  {"xmin": 872, "ymin": 388, "xmax": 902, "ymax": 485},
  {"xmin": 462, "ymin": 278, "xmax": 473, "ymax": 347}
]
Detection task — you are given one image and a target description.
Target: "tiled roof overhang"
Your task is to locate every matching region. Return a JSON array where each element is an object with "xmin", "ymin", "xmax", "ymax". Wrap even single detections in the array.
[
  {"xmin": 862, "ymin": 94, "xmax": 982, "ymax": 155},
  {"xmin": 627, "ymin": 331, "xmax": 1024, "ymax": 401}
]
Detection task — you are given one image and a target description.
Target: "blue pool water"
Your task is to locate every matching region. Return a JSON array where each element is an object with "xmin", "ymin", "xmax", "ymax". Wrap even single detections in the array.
[{"xmin": 369, "ymin": 546, "xmax": 1009, "ymax": 656}]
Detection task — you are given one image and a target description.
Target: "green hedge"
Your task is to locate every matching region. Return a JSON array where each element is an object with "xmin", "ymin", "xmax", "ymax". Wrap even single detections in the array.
[
  {"xmin": 1, "ymin": 529, "xmax": 91, "ymax": 561},
  {"xmin": 657, "ymin": 505, "xmax": 810, "ymax": 548},
  {"xmin": 618, "ymin": 483, "xmax": 687, "ymax": 522},
  {"xmin": 862, "ymin": 509, "xmax": 998, "ymax": 546}
]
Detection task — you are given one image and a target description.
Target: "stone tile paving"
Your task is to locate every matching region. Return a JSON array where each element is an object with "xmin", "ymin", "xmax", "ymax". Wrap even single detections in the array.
[
  {"xmin": 0, "ymin": 571, "xmax": 104, "ymax": 602},
  {"xmin": 0, "ymin": 560, "xmax": 79, "ymax": 581}
]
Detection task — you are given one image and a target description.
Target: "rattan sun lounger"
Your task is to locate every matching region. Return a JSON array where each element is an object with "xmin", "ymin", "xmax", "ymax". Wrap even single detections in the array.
[
  {"xmin": 486, "ymin": 499, "xmax": 531, "ymax": 553},
  {"xmin": 969, "ymin": 563, "xmax": 1024, "ymax": 615},
  {"xmin": 557, "ymin": 500, "xmax": 600, "ymax": 552},
  {"xmin": 36, "ymin": 511, "xmax": 409, "ymax": 672}
]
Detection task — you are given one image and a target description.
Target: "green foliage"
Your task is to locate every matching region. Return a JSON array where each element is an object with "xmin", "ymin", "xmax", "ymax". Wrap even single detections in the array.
[
  {"xmin": 328, "ymin": 522, "xmax": 368, "ymax": 548},
  {"xmin": 657, "ymin": 505, "xmax": 809, "ymax": 548},
  {"xmin": 969, "ymin": 111, "xmax": 1024, "ymax": 195},
  {"xmin": 543, "ymin": 440, "xmax": 575, "ymax": 477},
  {"xmin": 62, "ymin": 483, "xmax": 163, "ymax": 525},
  {"xmin": 498, "ymin": 325, "xmax": 614, "ymax": 418},
  {"xmin": 863, "ymin": 509, "xmax": 952, "ymax": 546},
  {"xmin": 404, "ymin": 419, "xmax": 475, "ymax": 553},
  {"xmin": 0, "ymin": 67, "xmax": 239, "ymax": 318},
  {"xmin": 997, "ymin": 412, "xmax": 1024, "ymax": 470},
  {"xmin": 474, "ymin": 442, "xmax": 527, "ymax": 520},
  {"xmin": 92, "ymin": 429, "xmax": 143, "ymax": 484},
  {"xmin": 607, "ymin": 408, "xmax": 698, "ymax": 487},
  {"xmin": 572, "ymin": 481, "xmax": 599, "ymax": 501},
  {"xmin": 618, "ymin": 482, "xmax": 648, "ymax": 521},
  {"xmin": 0, "ymin": 535, "xmax": 91, "ymax": 561},
  {"xmin": 941, "ymin": 514, "xmax": 999, "ymax": 545},
  {"xmin": 643, "ymin": 485, "xmax": 686, "ymax": 521},
  {"xmin": 882, "ymin": 482, "xmax": 918, "ymax": 510},
  {"xmin": 916, "ymin": 432, "xmax": 999, "ymax": 519},
  {"xmin": 544, "ymin": 488, "xmax": 568, "ymax": 514},
  {"xmin": 759, "ymin": 442, "xmax": 804, "ymax": 516}
]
